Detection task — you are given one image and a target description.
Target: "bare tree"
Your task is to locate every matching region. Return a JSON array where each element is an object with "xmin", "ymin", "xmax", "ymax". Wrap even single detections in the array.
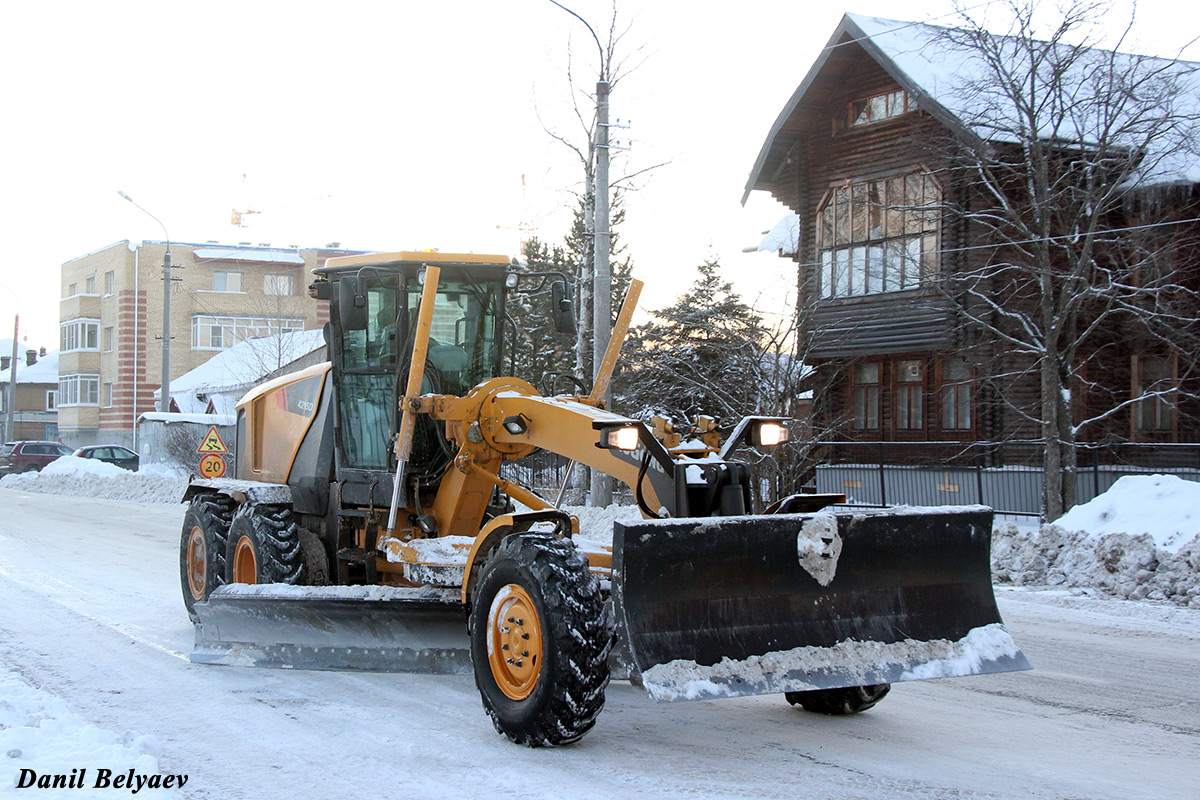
[{"xmin": 935, "ymin": 0, "xmax": 1200, "ymax": 520}]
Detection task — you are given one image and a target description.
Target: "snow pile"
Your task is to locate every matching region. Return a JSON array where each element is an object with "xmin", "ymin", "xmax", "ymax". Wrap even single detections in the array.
[
  {"xmin": 992, "ymin": 475, "xmax": 1200, "ymax": 607},
  {"xmin": 0, "ymin": 457, "xmax": 187, "ymax": 505},
  {"xmin": 1, "ymin": 665, "xmax": 180, "ymax": 797},
  {"xmin": 568, "ymin": 503, "xmax": 644, "ymax": 547}
]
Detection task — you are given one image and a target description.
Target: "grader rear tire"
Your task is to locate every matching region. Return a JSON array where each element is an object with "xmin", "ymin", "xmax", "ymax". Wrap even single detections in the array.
[
  {"xmin": 469, "ymin": 533, "xmax": 612, "ymax": 747},
  {"xmin": 180, "ymin": 493, "xmax": 236, "ymax": 620},
  {"xmin": 785, "ymin": 684, "xmax": 891, "ymax": 715},
  {"xmin": 223, "ymin": 504, "xmax": 304, "ymax": 586}
]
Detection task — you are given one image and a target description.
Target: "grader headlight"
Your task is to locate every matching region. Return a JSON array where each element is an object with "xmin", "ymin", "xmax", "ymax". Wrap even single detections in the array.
[
  {"xmin": 752, "ymin": 420, "xmax": 789, "ymax": 447},
  {"xmin": 596, "ymin": 423, "xmax": 641, "ymax": 451}
]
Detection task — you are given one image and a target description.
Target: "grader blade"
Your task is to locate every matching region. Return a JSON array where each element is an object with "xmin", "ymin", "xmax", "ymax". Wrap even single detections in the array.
[
  {"xmin": 611, "ymin": 507, "xmax": 1030, "ymax": 702},
  {"xmin": 190, "ymin": 586, "xmax": 471, "ymax": 673}
]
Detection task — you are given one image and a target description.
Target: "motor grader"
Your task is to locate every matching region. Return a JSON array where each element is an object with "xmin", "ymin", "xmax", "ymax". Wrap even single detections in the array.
[{"xmin": 180, "ymin": 251, "xmax": 1028, "ymax": 746}]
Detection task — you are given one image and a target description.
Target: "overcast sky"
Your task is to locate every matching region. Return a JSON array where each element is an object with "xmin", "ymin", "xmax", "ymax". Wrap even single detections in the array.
[{"xmin": 2, "ymin": 0, "xmax": 1197, "ymax": 350}]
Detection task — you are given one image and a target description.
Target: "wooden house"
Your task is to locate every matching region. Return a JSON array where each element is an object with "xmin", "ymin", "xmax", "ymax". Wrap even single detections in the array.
[{"xmin": 744, "ymin": 14, "xmax": 1200, "ymax": 461}]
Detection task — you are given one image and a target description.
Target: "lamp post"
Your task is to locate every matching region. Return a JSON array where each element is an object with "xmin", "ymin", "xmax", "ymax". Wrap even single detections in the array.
[{"xmin": 118, "ymin": 191, "xmax": 173, "ymax": 414}]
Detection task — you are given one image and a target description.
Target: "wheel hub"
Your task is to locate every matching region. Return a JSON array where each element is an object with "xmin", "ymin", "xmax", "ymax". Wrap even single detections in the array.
[
  {"xmin": 487, "ymin": 584, "xmax": 543, "ymax": 700},
  {"xmin": 186, "ymin": 526, "xmax": 206, "ymax": 600},
  {"xmin": 231, "ymin": 535, "xmax": 258, "ymax": 584}
]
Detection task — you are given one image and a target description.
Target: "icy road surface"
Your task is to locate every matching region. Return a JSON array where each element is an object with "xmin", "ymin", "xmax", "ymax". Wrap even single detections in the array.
[{"xmin": 1, "ymin": 487, "xmax": 1197, "ymax": 799}]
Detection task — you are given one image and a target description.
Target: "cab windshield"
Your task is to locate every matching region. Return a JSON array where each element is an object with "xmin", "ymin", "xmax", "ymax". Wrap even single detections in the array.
[{"xmin": 338, "ymin": 270, "xmax": 503, "ymax": 470}]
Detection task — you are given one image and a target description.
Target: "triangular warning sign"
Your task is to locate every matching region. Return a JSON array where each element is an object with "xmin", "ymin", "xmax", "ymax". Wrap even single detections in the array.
[{"xmin": 197, "ymin": 425, "xmax": 229, "ymax": 454}]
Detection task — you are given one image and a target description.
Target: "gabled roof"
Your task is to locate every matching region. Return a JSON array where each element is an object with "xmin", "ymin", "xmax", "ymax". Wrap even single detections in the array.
[
  {"xmin": 0, "ymin": 349, "xmax": 57, "ymax": 386},
  {"xmin": 743, "ymin": 13, "xmax": 1200, "ymax": 203},
  {"xmin": 165, "ymin": 329, "xmax": 326, "ymax": 412}
]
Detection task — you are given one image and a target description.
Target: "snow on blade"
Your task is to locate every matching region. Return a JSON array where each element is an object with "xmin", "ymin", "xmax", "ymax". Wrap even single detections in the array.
[
  {"xmin": 796, "ymin": 513, "xmax": 841, "ymax": 586},
  {"xmin": 639, "ymin": 623, "xmax": 1022, "ymax": 702},
  {"xmin": 212, "ymin": 583, "xmax": 460, "ymax": 602}
]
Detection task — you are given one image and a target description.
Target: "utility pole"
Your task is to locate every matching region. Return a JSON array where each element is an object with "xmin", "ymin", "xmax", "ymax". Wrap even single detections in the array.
[
  {"xmin": 590, "ymin": 78, "xmax": 613, "ymax": 507},
  {"xmin": 118, "ymin": 191, "xmax": 173, "ymax": 413},
  {"xmin": 5, "ymin": 315, "xmax": 16, "ymax": 442},
  {"xmin": 548, "ymin": 0, "xmax": 615, "ymax": 506}
]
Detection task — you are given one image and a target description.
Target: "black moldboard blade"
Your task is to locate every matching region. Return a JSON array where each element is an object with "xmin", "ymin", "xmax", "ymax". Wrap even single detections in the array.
[
  {"xmin": 191, "ymin": 589, "xmax": 471, "ymax": 673},
  {"xmin": 611, "ymin": 508, "xmax": 1030, "ymax": 702}
]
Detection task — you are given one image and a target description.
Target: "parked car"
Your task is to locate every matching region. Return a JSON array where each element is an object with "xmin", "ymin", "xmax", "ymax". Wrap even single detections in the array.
[
  {"xmin": 72, "ymin": 445, "xmax": 140, "ymax": 471},
  {"xmin": 0, "ymin": 440, "xmax": 74, "ymax": 475}
]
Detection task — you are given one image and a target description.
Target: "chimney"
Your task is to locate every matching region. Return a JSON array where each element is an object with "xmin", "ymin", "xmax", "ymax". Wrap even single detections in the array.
[
  {"xmin": 0, "ymin": 355, "xmax": 9, "ymax": 371},
  {"xmin": 26, "ymin": 349, "xmax": 37, "ymax": 366},
  {"xmin": 39, "ymin": 347, "xmax": 46, "ymax": 357}
]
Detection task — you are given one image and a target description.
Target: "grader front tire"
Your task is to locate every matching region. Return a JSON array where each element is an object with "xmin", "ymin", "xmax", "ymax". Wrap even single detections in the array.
[
  {"xmin": 785, "ymin": 684, "xmax": 892, "ymax": 715},
  {"xmin": 469, "ymin": 533, "xmax": 612, "ymax": 747}
]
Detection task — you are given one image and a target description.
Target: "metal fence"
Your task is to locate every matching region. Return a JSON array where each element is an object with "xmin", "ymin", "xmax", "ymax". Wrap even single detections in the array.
[
  {"xmin": 815, "ymin": 441, "xmax": 1200, "ymax": 517},
  {"xmin": 501, "ymin": 440, "xmax": 1200, "ymax": 518}
]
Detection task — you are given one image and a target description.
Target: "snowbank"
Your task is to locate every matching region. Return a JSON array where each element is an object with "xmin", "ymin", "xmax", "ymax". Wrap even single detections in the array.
[
  {"xmin": 992, "ymin": 475, "xmax": 1200, "ymax": 607},
  {"xmin": 0, "ymin": 457, "xmax": 187, "ymax": 505},
  {"xmin": 1, "ymin": 664, "xmax": 181, "ymax": 797}
]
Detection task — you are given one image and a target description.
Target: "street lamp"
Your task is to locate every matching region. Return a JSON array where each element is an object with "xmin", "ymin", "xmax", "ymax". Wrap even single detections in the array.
[{"xmin": 118, "ymin": 191, "xmax": 173, "ymax": 414}]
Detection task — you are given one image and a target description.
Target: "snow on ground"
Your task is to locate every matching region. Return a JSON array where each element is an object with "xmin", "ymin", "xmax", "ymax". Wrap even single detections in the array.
[
  {"xmin": 992, "ymin": 475, "xmax": 1200, "ymax": 607},
  {"xmin": 0, "ymin": 457, "xmax": 187, "ymax": 505},
  {"xmin": 1, "ymin": 665, "xmax": 180, "ymax": 798},
  {"xmin": 4, "ymin": 462, "xmax": 1197, "ymax": 607}
]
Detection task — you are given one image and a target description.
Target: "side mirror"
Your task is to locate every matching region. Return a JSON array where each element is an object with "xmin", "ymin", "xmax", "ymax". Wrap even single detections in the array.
[
  {"xmin": 551, "ymin": 280, "xmax": 576, "ymax": 335},
  {"xmin": 338, "ymin": 276, "xmax": 368, "ymax": 332}
]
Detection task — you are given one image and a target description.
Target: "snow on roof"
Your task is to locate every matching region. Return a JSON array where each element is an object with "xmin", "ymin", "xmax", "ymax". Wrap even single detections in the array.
[
  {"xmin": 138, "ymin": 412, "xmax": 237, "ymax": 425},
  {"xmin": 751, "ymin": 213, "xmax": 800, "ymax": 256},
  {"xmin": 166, "ymin": 329, "xmax": 326, "ymax": 401},
  {"xmin": 745, "ymin": 13, "xmax": 1200, "ymax": 200},
  {"xmin": 0, "ymin": 350, "xmax": 58, "ymax": 385},
  {"xmin": 192, "ymin": 247, "xmax": 306, "ymax": 265}
]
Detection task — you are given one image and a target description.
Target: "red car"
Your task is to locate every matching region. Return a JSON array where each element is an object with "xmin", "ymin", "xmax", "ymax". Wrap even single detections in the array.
[{"xmin": 0, "ymin": 440, "xmax": 74, "ymax": 475}]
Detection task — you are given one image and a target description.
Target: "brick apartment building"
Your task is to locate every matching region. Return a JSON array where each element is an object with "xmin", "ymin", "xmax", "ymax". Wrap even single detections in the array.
[{"xmin": 57, "ymin": 240, "xmax": 363, "ymax": 448}]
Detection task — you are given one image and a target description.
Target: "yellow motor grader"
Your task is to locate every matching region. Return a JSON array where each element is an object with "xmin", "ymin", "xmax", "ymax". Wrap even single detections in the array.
[{"xmin": 180, "ymin": 251, "xmax": 1028, "ymax": 746}]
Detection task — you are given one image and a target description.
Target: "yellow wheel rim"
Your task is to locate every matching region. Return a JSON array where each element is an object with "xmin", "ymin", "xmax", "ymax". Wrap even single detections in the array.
[
  {"xmin": 487, "ymin": 584, "xmax": 543, "ymax": 700},
  {"xmin": 186, "ymin": 526, "xmax": 207, "ymax": 600},
  {"xmin": 231, "ymin": 535, "xmax": 258, "ymax": 584}
]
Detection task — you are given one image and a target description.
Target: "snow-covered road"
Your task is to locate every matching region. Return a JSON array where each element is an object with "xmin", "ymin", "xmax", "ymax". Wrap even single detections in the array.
[{"xmin": 1, "ymin": 486, "xmax": 1197, "ymax": 799}]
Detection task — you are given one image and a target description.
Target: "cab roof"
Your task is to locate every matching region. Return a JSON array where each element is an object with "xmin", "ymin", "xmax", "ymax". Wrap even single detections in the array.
[{"xmin": 316, "ymin": 251, "xmax": 510, "ymax": 276}]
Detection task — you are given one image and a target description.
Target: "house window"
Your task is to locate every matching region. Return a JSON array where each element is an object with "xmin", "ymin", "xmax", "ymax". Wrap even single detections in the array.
[
  {"xmin": 85, "ymin": 275, "xmax": 96, "ymax": 294},
  {"xmin": 941, "ymin": 358, "xmax": 972, "ymax": 430},
  {"xmin": 213, "ymin": 271, "xmax": 244, "ymax": 292},
  {"xmin": 67, "ymin": 282, "xmax": 77, "ymax": 296},
  {"xmin": 191, "ymin": 314, "xmax": 305, "ymax": 350},
  {"xmin": 46, "ymin": 390, "xmax": 56, "ymax": 411},
  {"xmin": 104, "ymin": 271, "xmax": 115, "ymax": 296},
  {"xmin": 103, "ymin": 382, "xmax": 114, "ymax": 408},
  {"xmin": 851, "ymin": 362, "xmax": 881, "ymax": 430},
  {"xmin": 264, "ymin": 273, "xmax": 294, "ymax": 296},
  {"xmin": 849, "ymin": 89, "xmax": 914, "ymax": 128},
  {"xmin": 895, "ymin": 359, "xmax": 925, "ymax": 430},
  {"xmin": 103, "ymin": 326, "xmax": 114, "ymax": 352},
  {"xmin": 59, "ymin": 374, "xmax": 100, "ymax": 406},
  {"xmin": 1134, "ymin": 355, "xmax": 1175, "ymax": 432},
  {"xmin": 60, "ymin": 319, "xmax": 100, "ymax": 352},
  {"xmin": 817, "ymin": 172, "xmax": 940, "ymax": 298}
]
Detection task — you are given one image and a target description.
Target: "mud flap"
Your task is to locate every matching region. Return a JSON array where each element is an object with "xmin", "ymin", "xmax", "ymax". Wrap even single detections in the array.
[
  {"xmin": 191, "ymin": 586, "xmax": 472, "ymax": 673},
  {"xmin": 611, "ymin": 507, "xmax": 1031, "ymax": 702}
]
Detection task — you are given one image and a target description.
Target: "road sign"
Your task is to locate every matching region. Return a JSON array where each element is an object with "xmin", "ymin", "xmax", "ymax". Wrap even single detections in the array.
[
  {"xmin": 197, "ymin": 426, "xmax": 229, "ymax": 454},
  {"xmin": 199, "ymin": 453, "xmax": 227, "ymax": 479}
]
